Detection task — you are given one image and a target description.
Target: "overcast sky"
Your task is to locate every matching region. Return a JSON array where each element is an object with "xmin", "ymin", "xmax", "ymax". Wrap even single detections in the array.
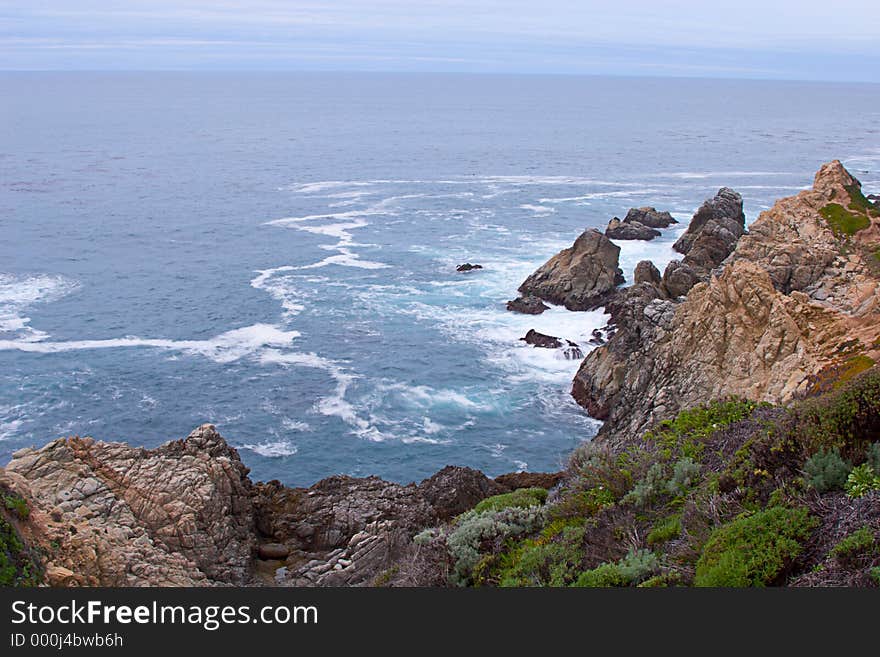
[{"xmin": 1, "ymin": 1, "xmax": 879, "ymax": 80}]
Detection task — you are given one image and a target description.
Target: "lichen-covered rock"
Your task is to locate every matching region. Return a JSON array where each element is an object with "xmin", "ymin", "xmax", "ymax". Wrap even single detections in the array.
[{"xmin": 518, "ymin": 229, "xmax": 625, "ymax": 310}]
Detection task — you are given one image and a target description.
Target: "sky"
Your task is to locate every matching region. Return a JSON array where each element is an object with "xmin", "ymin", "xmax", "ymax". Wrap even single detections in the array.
[{"xmin": 1, "ymin": 1, "xmax": 879, "ymax": 81}]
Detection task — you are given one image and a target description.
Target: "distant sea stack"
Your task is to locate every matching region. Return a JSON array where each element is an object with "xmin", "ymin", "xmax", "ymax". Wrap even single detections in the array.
[{"xmin": 572, "ymin": 160, "xmax": 880, "ymax": 445}]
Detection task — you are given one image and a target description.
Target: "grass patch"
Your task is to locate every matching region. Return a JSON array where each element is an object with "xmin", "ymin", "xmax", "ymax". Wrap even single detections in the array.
[
  {"xmin": 647, "ymin": 514, "xmax": 682, "ymax": 546},
  {"xmin": 645, "ymin": 398, "xmax": 759, "ymax": 460},
  {"xmin": 820, "ymin": 203, "xmax": 871, "ymax": 236},
  {"xmin": 694, "ymin": 506, "xmax": 817, "ymax": 587},
  {"xmin": 472, "ymin": 487, "xmax": 547, "ymax": 514}
]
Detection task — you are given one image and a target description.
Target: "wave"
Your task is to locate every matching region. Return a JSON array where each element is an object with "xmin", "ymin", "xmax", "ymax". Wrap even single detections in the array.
[
  {"xmin": 519, "ymin": 204, "xmax": 556, "ymax": 215},
  {"xmin": 239, "ymin": 440, "xmax": 298, "ymax": 458},
  {"xmin": 0, "ymin": 273, "xmax": 80, "ymax": 342},
  {"xmin": 0, "ymin": 324, "xmax": 300, "ymax": 364}
]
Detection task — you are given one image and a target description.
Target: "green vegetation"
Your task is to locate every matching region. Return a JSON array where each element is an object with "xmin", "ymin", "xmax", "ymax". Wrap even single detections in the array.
[
  {"xmin": 829, "ymin": 527, "xmax": 876, "ymax": 561},
  {"xmin": 819, "ymin": 203, "xmax": 871, "ymax": 236},
  {"xmin": 845, "ymin": 464, "xmax": 880, "ymax": 498},
  {"xmin": 573, "ymin": 549, "xmax": 660, "ymax": 588},
  {"xmin": 472, "ymin": 487, "xmax": 547, "ymax": 514},
  {"xmin": 0, "ymin": 517, "xmax": 40, "ymax": 587},
  {"xmin": 694, "ymin": 507, "xmax": 817, "ymax": 587},
  {"xmin": 420, "ymin": 366, "xmax": 880, "ymax": 587},
  {"xmin": 2, "ymin": 494, "xmax": 29, "ymax": 520},
  {"xmin": 844, "ymin": 183, "xmax": 880, "ymax": 217},
  {"xmin": 647, "ymin": 515, "xmax": 682, "ymax": 546},
  {"xmin": 803, "ymin": 447, "xmax": 851, "ymax": 493}
]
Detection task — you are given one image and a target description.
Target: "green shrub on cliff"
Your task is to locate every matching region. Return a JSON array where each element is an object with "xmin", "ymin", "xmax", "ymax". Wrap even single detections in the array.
[
  {"xmin": 803, "ymin": 447, "xmax": 851, "ymax": 493},
  {"xmin": 472, "ymin": 487, "xmax": 547, "ymax": 514},
  {"xmin": 573, "ymin": 549, "xmax": 660, "ymax": 587},
  {"xmin": 819, "ymin": 203, "xmax": 871, "ymax": 236},
  {"xmin": 446, "ymin": 505, "xmax": 546, "ymax": 586},
  {"xmin": 866, "ymin": 442, "xmax": 880, "ymax": 472},
  {"xmin": 647, "ymin": 515, "xmax": 682, "ymax": 546},
  {"xmin": 694, "ymin": 506, "xmax": 816, "ymax": 587}
]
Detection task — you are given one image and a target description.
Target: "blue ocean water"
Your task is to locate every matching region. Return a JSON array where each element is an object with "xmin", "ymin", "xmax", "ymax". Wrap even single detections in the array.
[{"xmin": 1, "ymin": 72, "xmax": 879, "ymax": 486}]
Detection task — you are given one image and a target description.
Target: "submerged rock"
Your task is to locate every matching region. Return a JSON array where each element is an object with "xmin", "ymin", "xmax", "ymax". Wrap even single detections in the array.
[
  {"xmin": 506, "ymin": 295, "xmax": 550, "ymax": 314},
  {"xmin": 456, "ymin": 263, "xmax": 483, "ymax": 272},
  {"xmin": 517, "ymin": 229, "xmax": 624, "ymax": 311},
  {"xmin": 521, "ymin": 328, "xmax": 563, "ymax": 349}
]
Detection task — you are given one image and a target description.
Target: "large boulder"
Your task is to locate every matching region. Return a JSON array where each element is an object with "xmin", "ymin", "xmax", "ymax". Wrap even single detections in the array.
[
  {"xmin": 517, "ymin": 229, "xmax": 624, "ymax": 310},
  {"xmin": 633, "ymin": 260, "xmax": 662, "ymax": 286}
]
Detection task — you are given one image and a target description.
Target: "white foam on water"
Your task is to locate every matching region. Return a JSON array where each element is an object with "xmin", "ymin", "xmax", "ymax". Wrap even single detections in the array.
[
  {"xmin": 250, "ymin": 266, "xmax": 306, "ymax": 316},
  {"xmin": 295, "ymin": 248, "xmax": 389, "ymax": 270},
  {"xmin": 0, "ymin": 323, "xmax": 300, "ymax": 363},
  {"xmin": 642, "ymin": 170, "xmax": 793, "ymax": 179},
  {"xmin": 539, "ymin": 189, "xmax": 662, "ymax": 203},
  {"xmin": 519, "ymin": 204, "xmax": 556, "ymax": 215},
  {"xmin": 0, "ymin": 417, "xmax": 24, "ymax": 441},
  {"xmin": 240, "ymin": 440, "xmax": 299, "ymax": 458},
  {"xmin": 422, "ymin": 417, "xmax": 443, "ymax": 435},
  {"xmin": 0, "ymin": 273, "xmax": 80, "ymax": 342},
  {"xmin": 281, "ymin": 419, "xmax": 311, "ymax": 432}
]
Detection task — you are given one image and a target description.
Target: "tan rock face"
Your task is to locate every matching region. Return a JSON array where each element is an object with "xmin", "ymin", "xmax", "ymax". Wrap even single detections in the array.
[
  {"xmin": 4, "ymin": 424, "xmax": 256, "ymax": 586},
  {"xmin": 573, "ymin": 160, "xmax": 880, "ymax": 444},
  {"xmin": 518, "ymin": 228, "xmax": 625, "ymax": 310}
]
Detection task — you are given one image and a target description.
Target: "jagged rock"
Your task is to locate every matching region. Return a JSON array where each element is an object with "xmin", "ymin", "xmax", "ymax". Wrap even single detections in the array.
[
  {"xmin": 506, "ymin": 295, "xmax": 549, "ymax": 315},
  {"xmin": 673, "ymin": 187, "xmax": 746, "ymax": 264},
  {"xmin": 4, "ymin": 424, "xmax": 255, "ymax": 586},
  {"xmin": 633, "ymin": 260, "xmax": 662, "ymax": 286},
  {"xmin": 573, "ymin": 162, "xmax": 880, "ymax": 446},
  {"xmin": 456, "ymin": 263, "xmax": 483, "ymax": 272},
  {"xmin": 562, "ymin": 342, "xmax": 585, "ymax": 360},
  {"xmin": 605, "ymin": 217, "xmax": 661, "ymax": 241},
  {"xmin": 517, "ymin": 229, "xmax": 625, "ymax": 310},
  {"xmin": 624, "ymin": 207, "xmax": 678, "ymax": 228},
  {"xmin": 521, "ymin": 329, "xmax": 563, "ymax": 349},
  {"xmin": 416, "ymin": 466, "xmax": 505, "ymax": 520},
  {"xmin": 661, "ymin": 260, "xmax": 699, "ymax": 298}
]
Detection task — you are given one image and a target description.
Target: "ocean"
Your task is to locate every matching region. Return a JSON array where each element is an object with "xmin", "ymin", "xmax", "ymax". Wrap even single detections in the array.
[{"xmin": 1, "ymin": 72, "xmax": 878, "ymax": 486}]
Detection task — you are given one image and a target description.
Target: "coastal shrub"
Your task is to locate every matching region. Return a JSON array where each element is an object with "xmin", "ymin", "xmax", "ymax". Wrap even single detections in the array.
[
  {"xmin": 567, "ymin": 441, "xmax": 632, "ymax": 502},
  {"xmin": 845, "ymin": 464, "xmax": 880, "ymax": 499},
  {"xmin": 472, "ymin": 487, "xmax": 547, "ymax": 514},
  {"xmin": 495, "ymin": 521, "xmax": 586, "ymax": 587},
  {"xmin": 819, "ymin": 203, "xmax": 870, "ymax": 236},
  {"xmin": 694, "ymin": 506, "xmax": 817, "ymax": 587},
  {"xmin": 829, "ymin": 527, "xmax": 875, "ymax": 562},
  {"xmin": 866, "ymin": 442, "xmax": 880, "ymax": 472},
  {"xmin": 871, "ymin": 567, "xmax": 880, "ymax": 586},
  {"xmin": 2, "ymin": 494, "xmax": 29, "ymax": 521},
  {"xmin": 0, "ymin": 517, "xmax": 40, "ymax": 587},
  {"xmin": 646, "ymin": 398, "xmax": 759, "ymax": 459},
  {"xmin": 795, "ymin": 367, "xmax": 880, "ymax": 452},
  {"xmin": 446, "ymin": 505, "xmax": 546, "ymax": 586},
  {"xmin": 647, "ymin": 515, "xmax": 682, "ymax": 546},
  {"xmin": 622, "ymin": 463, "xmax": 668, "ymax": 507},
  {"xmin": 803, "ymin": 447, "xmax": 851, "ymax": 493},
  {"xmin": 573, "ymin": 549, "xmax": 659, "ymax": 588},
  {"xmin": 667, "ymin": 457, "xmax": 702, "ymax": 496}
]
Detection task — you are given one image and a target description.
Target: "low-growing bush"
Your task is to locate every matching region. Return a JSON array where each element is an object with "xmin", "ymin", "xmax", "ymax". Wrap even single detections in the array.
[
  {"xmin": 667, "ymin": 457, "xmax": 702, "ymax": 496},
  {"xmin": 829, "ymin": 527, "xmax": 875, "ymax": 561},
  {"xmin": 845, "ymin": 464, "xmax": 880, "ymax": 499},
  {"xmin": 573, "ymin": 549, "xmax": 660, "ymax": 587},
  {"xmin": 694, "ymin": 506, "xmax": 817, "ymax": 587},
  {"xmin": 622, "ymin": 463, "xmax": 668, "ymax": 507},
  {"xmin": 866, "ymin": 442, "xmax": 880, "ymax": 472},
  {"xmin": 446, "ymin": 505, "xmax": 546, "ymax": 586},
  {"xmin": 647, "ymin": 515, "xmax": 682, "ymax": 546},
  {"xmin": 472, "ymin": 487, "xmax": 547, "ymax": 514},
  {"xmin": 803, "ymin": 447, "xmax": 851, "ymax": 493}
]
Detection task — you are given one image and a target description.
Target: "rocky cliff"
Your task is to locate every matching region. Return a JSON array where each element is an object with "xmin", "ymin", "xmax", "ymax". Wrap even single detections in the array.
[{"xmin": 573, "ymin": 160, "xmax": 880, "ymax": 444}]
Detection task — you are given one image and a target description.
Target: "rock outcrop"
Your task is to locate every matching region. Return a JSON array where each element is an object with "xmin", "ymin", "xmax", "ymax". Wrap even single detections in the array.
[
  {"xmin": 456, "ymin": 263, "xmax": 483, "ymax": 272},
  {"xmin": 605, "ymin": 216, "xmax": 661, "ymax": 241},
  {"xmin": 517, "ymin": 229, "xmax": 624, "ymax": 310},
  {"xmin": 3, "ymin": 425, "xmax": 256, "ymax": 586},
  {"xmin": 572, "ymin": 161, "xmax": 880, "ymax": 445},
  {"xmin": 624, "ymin": 207, "xmax": 678, "ymax": 228},
  {"xmin": 506, "ymin": 295, "xmax": 549, "ymax": 315}
]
